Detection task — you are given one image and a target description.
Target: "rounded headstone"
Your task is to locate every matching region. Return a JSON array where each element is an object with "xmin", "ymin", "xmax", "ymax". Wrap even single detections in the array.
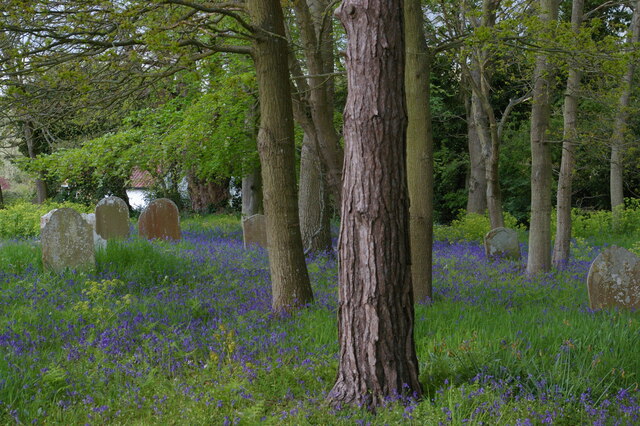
[
  {"xmin": 483, "ymin": 227, "xmax": 521, "ymax": 260},
  {"xmin": 41, "ymin": 208, "xmax": 95, "ymax": 273},
  {"xmin": 242, "ymin": 214, "xmax": 268, "ymax": 249},
  {"xmin": 95, "ymin": 196, "xmax": 130, "ymax": 240},
  {"xmin": 138, "ymin": 198, "xmax": 181, "ymax": 240},
  {"xmin": 587, "ymin": 246, "xmax": 640, "ymax": 310}
]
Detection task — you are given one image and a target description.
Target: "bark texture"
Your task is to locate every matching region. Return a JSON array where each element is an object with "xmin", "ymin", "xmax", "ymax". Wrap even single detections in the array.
[
  {"xmin": 610, "ymin": 0, "xmax": 640, "ymax": 213},
  {"xmin": 242, "ymin": 168, "xmax": 263, "ymax": 217},
  {"xmin": 248, "ymin": 0, "xmax": 313, "ymax": 311},
  {"xmin": 466, "ymin": 92, "xmax": 488, "ymax": 214},
  {"xmin": 298, "ymin": 132, "xmax": 332, "ymax": 253},
  {"xmin": 404, "ymin": 0, "xmax": 434, "ymax": 302},
  {"xmin": 187, "ymin": 173, "xmax": 230, "ymax": 213},
  {"xmin": 329, "ymin": 0, "xmax": 422, "ymax": 410},
  {"xmin": 527, "ymin": 0, "xmax": 559, "ymax": 274},
  {"xmin": 552, "ymin": 0, "xmax": 583, "ymax": 267}
]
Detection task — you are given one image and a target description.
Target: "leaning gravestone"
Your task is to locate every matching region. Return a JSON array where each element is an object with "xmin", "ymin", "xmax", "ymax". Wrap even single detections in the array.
[
  {"xmin": 95, "ymin": 196, "xmax": 130, "ymax": 241},
  {"xmin": 242, "ymin": 214, "xmax": 267, "ymax": 249},
  {"xmin": 41, "ymin": 208, "xmax": 95, "ymax": 273},
  {"xmin": 484, "ymin": 227, "xmax": 521, "ymax": 260},
  {"xmin": 138, "ymin": 198, "xmax": 181, "ymax": 240},
  {"xmin": 587, "ymin": 246, "xmax": 640, "ymax": 310}
]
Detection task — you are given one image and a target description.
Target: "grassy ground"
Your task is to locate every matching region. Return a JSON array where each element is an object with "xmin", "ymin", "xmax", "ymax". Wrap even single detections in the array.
[{"xmin": 0, "ymin": 215, "xmax": 639, "ymax": 424}]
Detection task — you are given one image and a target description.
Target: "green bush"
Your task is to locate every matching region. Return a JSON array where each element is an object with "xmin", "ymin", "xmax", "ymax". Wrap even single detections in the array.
[
  {"xmin": 434, "ymin": 211, "xmax": 524, "ymax": 242},
  {"xmin": 0, "ymin": 201, "xmax": 92, "ymax": 239}
]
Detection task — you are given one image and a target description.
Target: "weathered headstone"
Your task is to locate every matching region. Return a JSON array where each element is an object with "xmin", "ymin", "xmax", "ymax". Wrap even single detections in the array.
[
  {"xmin": 41, "ymin": 208, "xmax": 95, "ymax": 272},
  {"xmin": 483, "ymin": 227, "xmax": 521, "ymax": 260},
  {"xmin": 81, "ymin": 212, "xmax": 106, "ymax": 249},
  {"xmin": 587, "ymin": 246, "xmax": 640, "ymax": 310},
  {"xmin": 138, "ymin": 198, "xmax": 181, "ymax": 240},
  {"xmin": 242, "ymin": 214, "xmax": 267, "ymax": 249},
  {"xmin": 95, "ymin": 196, "xmax": 130, "ymax": 241}
]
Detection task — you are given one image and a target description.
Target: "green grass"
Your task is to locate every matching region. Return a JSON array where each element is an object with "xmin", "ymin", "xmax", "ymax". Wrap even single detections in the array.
[{"xmin": 0, "ymin": 213, "xmax": 639, "ymax": 424}]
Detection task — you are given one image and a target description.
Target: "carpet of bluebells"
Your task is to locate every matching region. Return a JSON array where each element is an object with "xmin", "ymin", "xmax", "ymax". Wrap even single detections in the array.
[{"xmin": 0, "ymin": 218, "xmax": 639, "ymax": 424}]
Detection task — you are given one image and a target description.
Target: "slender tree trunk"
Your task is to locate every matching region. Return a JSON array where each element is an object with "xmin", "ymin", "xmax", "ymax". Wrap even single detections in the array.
[
  {"xmin": 299, "ymin": 132, "xmax": 332, "ymax": 253},
  {"xmin": 610, "ymin": 0, "xmax": 640, "ymax": 214},
  {"xmin": 292, "ymin": 0, "xmax": 344, "ymax": 209},
  {"xmin": 466, "ymin": 91, "xmax": 488, "ymax": 214},
  {"xmin": 552, "ymin": 0, "xmax": 584, "ymax": 267},
  {"xmin": 23, "ymin": 121, "xmax": 47, "ymax": 203},
  {"xmin": 466, "ymin": 1, "xmax": 504, "ymax": 228},
  {"xmin": 329, "ymin": 0, "xmax": 422, "ymax": 410},
  {"xmin": 527, "ymin": 0, "xmax": 559, "ymax": 274},
  {"xmin": 0, "ymin": 184, "xmax": 4, "ymax": 209},
  {"xmin": 405, "ymin": 0, "xmax": 434, "ymax": 303},
  {"xmin": 242, "ymin": 168, "xmax": 263, "ymax": 217},
  {"xmin": 247, "ymin": 0, "xmax": 313, "ymax": 311}
]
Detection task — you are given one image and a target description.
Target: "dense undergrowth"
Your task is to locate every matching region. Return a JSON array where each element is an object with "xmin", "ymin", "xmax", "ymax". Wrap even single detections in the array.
[{"xmin": 0, "ymin": 212, "xmax": 639, "ymax": 424}]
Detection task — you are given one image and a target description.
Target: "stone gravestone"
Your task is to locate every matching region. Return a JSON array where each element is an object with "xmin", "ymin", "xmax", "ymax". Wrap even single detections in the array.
[
  {"xmin": 41, "ymin": 208, "xmax": 95, "ymax": 273},
  {"xmin": 587, "ymin": 246, "xmax": 640, "ymax": 310},
  {"xmin": 138, "ymin": 198, "xmax": 181, "ymax": 240},
  {"xmin": 242, "ymin": 214, "xmax": 268, "ymax": 249},
  {"xmin": 95, "ymin": 196, "xmax": 130, "ymax": 241},
  {"xmin": 484, "ymin": 227, "xmax": 521, "ymax": 260},
  {"xmin": 81, "ymin": 212, "xmax": 106, "ymax": 249}
]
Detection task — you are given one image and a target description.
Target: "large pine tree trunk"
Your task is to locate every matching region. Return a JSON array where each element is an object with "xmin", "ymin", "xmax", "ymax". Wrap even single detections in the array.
[
  {"xmin": 247, "ymin": 0, "xmax": 313, "ymax": 311},
  {"xmin": 404, "ymin": 0, "xmax": 434, "ymax": 302},
  {"xmin": 298, "ymin": 132, "xmax": 332, "ymax": 253},
  {"xmin": 527, "ymin": 0, "xmax": 559, "ymax": 274},
  {"xmin": 552, "ymin": 0, "xmax": 584, "ymax": 267},
  {"xmin": 610, "ymin": 0, "xmax": 640, "ymax": 214},
  {"xmin": 329, "ymin": 0, "xmax": 422, "ymax": 410}
]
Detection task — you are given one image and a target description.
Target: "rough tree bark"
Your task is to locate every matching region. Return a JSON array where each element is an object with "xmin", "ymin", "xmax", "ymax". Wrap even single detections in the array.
[
  {"xmin": 247, "ymin": 0, "xmax": 313, "ymax": 311},
  {"xmin": 242, "ymin": 168, "xmax": 263, "ymax": 217},
  {"xmin": 552, "ymin": 0, "xmax": 584, "ymax": 268},
  {"xmin": 610, "ymin": 0, "xmax": 640, "ymax": 214},
  {"xmin": 329, "ymin": 0, "xmax": 422, "ymax": 410},
  {"xmin": 298, "ymin": 132, "xmax": 332, "ymax": 253},
  {"xmin": 187, "ymin": 172, "xmax": 230, "ymax": 213},
  {"xmin": 527, "ymin": 0, "xmax": 559, "ymax": 274},
  {"xmin": 405, "ymin": 0, "xmax": 434, "ymax": 302}
]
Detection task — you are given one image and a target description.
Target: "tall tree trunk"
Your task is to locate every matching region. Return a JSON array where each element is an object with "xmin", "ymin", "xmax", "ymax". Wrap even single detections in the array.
[
  {"xmin": 404, "ymin": 0, "xmax": 434, "ymax": 303},
  {"xmin": 242, "ymin": 168, "xmax": 263, "ymax": 217},
  {"xmin": 466, "ymin": 91, "xmax": 488, "ymax": 214},
  {"xmin": 292, "ymin": 0, "xmax": 344, "ymax": 209},
  {"xmin": 469, "ymin": 0, "xmax": 503, "ymax": 229},
  {"xmin": 247, "ymin": 0, "xmax": 313, "ymax": 311},
  {"xmin": 187, "ymin": 172, "xmax": 230, "ymax": 213},
  {"xmin": 0, "ymin": 184, "xmax": 4, "ymax": 209},
  {"xmin": 552, "ymin": 0, "xmax": 584, "ymax": 267},
  {"xmin": 329, "ymin": 0, "xmax": 422, "ymax": 410},
  {"xmin": 610, "ymin": 0, "xmax": 640, "ymax": 214},
  {"xmin": 527, "ymin": 0, "xmax": 559, "ymax": 274},
  {"xmin": 298, "ymin": 132, "xmax": 332, "ymax": 253},
  {"xmin": 23, "ymin": 120, "xmax": 47, "ymax": 203}
]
